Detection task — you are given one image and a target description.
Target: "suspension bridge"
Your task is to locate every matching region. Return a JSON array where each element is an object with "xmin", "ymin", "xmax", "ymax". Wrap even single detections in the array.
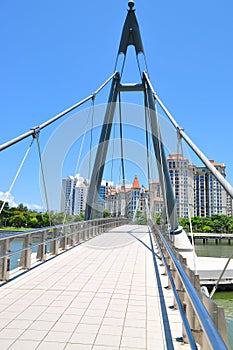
[{"xmin": 0, "ymin": 1, "xmax": 232, "ymax": 349}]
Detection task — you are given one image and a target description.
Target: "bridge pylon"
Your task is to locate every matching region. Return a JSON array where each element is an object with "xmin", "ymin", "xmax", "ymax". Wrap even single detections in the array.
[{"xmin": 84, "ymin": 1, "xmax": 194, "ymax": 256}]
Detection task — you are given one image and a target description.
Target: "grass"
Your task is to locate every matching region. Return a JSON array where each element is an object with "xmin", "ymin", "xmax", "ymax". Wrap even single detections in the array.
[{"xmin": 0, "ymin": 227, "xmax": 33, "ymax": 232}]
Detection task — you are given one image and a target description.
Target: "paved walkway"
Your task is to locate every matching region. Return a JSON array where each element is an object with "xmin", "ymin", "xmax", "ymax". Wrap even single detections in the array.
[{"xmin": 0, "ymin": 225, "xmax": 187, "ymax": 350}]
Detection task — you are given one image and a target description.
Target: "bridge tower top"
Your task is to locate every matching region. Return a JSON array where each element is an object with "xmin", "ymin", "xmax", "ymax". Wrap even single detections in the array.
[{"xmin": 128, "ymin": 1, "xmax": 135, "ymax": 9}]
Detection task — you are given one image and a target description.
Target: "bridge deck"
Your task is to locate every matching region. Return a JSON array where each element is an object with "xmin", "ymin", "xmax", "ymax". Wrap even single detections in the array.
[{"xmin": 0, "ymin": 225, "xmax": 187, "ymax": 350}]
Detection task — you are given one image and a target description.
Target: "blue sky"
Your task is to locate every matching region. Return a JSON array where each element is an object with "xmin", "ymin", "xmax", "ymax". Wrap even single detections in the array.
[{"xmin": 0, "ymin": 1, "xmax": 233, "ymax": 211}]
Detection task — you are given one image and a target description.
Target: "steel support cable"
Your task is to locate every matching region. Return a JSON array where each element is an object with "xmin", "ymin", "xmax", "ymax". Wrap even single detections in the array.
[
  {"xmin": 110, "ymin": 117, "xmax": 116, "ymax": 184},
  {"xmin": 63, "ymin": 97, "xmax": 95, "ymax": 225},
  {"xmin": 88, "ymin": 97, "xmax": 95, "ymax": 183},
  {"xmin": 0, "ymin": 72, "xmax": 118, "ymax": 153},
  {"xmin": 144, "ymin": 97, "xmax": 151, "ymax": 218},
  {"xmin": 145, "ymin": 82, "xmax": 169, "ymax": 231},
  {"xmin": 0, "ymin": 138, "xmax": 34, "ymax": 215},
  {"xmin": 177, "ymin": 135, "xmax": 197, "ymax": 274},
  {"xmin": 143, "ymin": 71, "xmax": 233, "ymax": 200},
  {"xmin": 98, "ymin": 79, "xmax": 119, "ymax": 208},
  {"xmin": 118, "ymin": 92, "xmax": 127, "ymax": 216},
  {"xmin": 156, "ymin": 104, "xmax": 171, "ymax": 234},
  {"xmin": 35, "ymin": 132, "xmax": 52, "ymax": 227},
  {"xmin": 210, "ymin": 250, "xmax": 233, "ymax": 298}
]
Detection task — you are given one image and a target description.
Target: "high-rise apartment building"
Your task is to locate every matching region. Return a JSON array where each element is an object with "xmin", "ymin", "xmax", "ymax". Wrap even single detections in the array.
[
  {"xmin": 74, "ymin": 176, "xmax": 89, "ymax": 215},
  {"xmin": 61, "ymin": 175, "xmax": 113, "ymax": 216},
  {"xmin": 149, "ymin": 180, "xmax": 164, "ymax": 215},
  {"xmin": 61, "ymin": 175, "xmax": 76, "ymax": 215},
  {"xmin": 194, "ymin": 160, "xmax": 227, "ymax": 217},
  {"xmin": 61, "ymin": 174, "xmax": 88, "ymax": 215},
  {"xmin": 167, "ymin": 153, "xmax": 195, "ymax": 218},
  {"xmin": 165, "ymin": 155, "xmax": 229, "ymax": 218}
]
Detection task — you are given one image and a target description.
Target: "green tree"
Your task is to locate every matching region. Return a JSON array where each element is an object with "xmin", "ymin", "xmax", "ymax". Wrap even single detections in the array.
[
  {"xmin": 17, "ymin": 203, "xmax": 28, "ymax": 212},
  {"xmin": 103, "ymin": 209, "xmax": 111, "ymax": 218},
  {"xmin": 78, "ymin": 212, "xmax": 85, "ymax": 221},
  {"xmin": 0, "ymin": 201, "xmax": 11, "ymax": 227},
  {"xmin": 179, "ymin": 217, "xmax": 190, "ymax": 232},
  {"xmin": 203, "ymin": 225, "xmax": 213, "ymax": 233},
  {"xmin": 9, "ymin": 213, "xmax": 26, "ymax": 228},
  {"xmin": 154, "ymin": 213, "xmax": 161, "ymax": 225},
  {"xmin": 191, "ymin": 216, "xmax": 203, "ymax": 232},
  {"xmin": 140, "ymin": 215, "xmax": 147, "ymax": 225},
  {"xmin": 29, "ymin": 217, "xmax": 38, "ymax": 227}
]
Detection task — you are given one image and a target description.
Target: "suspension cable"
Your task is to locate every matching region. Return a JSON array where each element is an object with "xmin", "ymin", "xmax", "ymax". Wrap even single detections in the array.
[
  {"xmin": 63, "ymin": 97, "xmax": 95, "ymax": 224},
  {"xmin": 0, "ymin": 72, "xmax": 118, "ymax": 153},
  {"xmin": 88, "ymin": 97, "xmax": 95, "ymax": 182},
  {"xmin": 143, "ymin": 71, "xmax": 233, "ymax": 200},
  {"xmin": 0, "ymin": 138, "xmax": 35, "ymax": 215},
  {"xmin": 34, "ymin": 129, "xmax": 52, "ymax": 226},
  {"xmin": 177, "ymin": 134, "xmax": 197, "ymax": 273},
  {"xmin": 145, "ymin": 83, "xmax": 169, "ymax": 230},
  {"xmin": 118, "ymin": 93, "xmax": 127, "ymax": 215},
  {"xmin": 110, "ymin": 119, "xmax": 116, "ymax": 184},
  {"xmin": 156, "ymin": 105, "xmax": 170, "ymax": 235},
  {"xmin": 144, "ymin": 98, "xmax": 151, "ymax": 202}
]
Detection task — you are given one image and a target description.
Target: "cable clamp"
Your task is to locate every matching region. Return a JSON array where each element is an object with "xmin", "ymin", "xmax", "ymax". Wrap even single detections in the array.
[{"xmin": 31, "ymin": 126, "xmax": 41, "ymax": 139}]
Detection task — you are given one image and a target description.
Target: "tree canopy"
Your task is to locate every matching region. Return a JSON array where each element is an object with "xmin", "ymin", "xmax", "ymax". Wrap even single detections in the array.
[
  {"xmin": 0, "ymin": 201, "xmax": 84, "ymax": 229},
  {"xmin": 179, "ymin": 215, "xmax": 233, "ymax": 233}
]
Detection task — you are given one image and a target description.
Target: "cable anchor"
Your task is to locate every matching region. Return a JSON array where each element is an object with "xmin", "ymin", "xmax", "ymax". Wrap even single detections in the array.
[
  {"xmin": 177, "ymin": 126, "xmax": 184, "ymax": 141},
  {"xmin": 31, "ymin": 126, "xmax": 41, "ymax": 139}
]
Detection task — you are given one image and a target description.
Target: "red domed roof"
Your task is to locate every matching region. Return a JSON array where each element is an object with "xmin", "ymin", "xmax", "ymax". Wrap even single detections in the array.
[{"xmin": 131, "ymin": 175, "xmax": 141, "ymax": 189}]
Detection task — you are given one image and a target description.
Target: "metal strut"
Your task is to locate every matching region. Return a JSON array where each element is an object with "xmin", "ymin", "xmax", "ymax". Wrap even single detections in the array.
[
  {"xmin": 85, "ymin": 73, "xmax": 121, "ymax": 220},
  {"xmin": 0, "ymin": 72, "xmax": 117, "ymax": 152},
  {"xmin": 143, "ymin": 71, "xmax": 233, "ymax": 201},
  {"xmin": 143, "ymin": 73, "xmax": 178, "ymax": 232}
]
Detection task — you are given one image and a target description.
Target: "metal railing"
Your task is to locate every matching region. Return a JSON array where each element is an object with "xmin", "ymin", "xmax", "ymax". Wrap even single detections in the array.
[
  {"xmin": 0, "ymin": 217, "xmax": 128, "ymax": 282},
  {"xmin": 148, "ymin": 220, "xmax": 229, "ymax": 350}
]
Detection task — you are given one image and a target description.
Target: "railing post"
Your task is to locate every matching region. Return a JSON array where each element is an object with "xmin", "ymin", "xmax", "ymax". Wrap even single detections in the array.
[
  {"xmin": 67, "ymin": 224, "xmax": 73, "ymax": 247},
  {"xmin": 36, "ymin": 229, "xmax": 47, "ymax": 261},
  {"xmin": 173, "ymin": 253, "xmax": 185, "ymax": 313},
  {"xmin": 95, "ymin": 220, "xmax": 99, "ymax": 236},
  {"xmin": 89, "ymin": 222, "xmax": 93, "ymax": 238},
  {"xmin": 19, "ymin": 234, "xmax": 32, "ymax": 269},
  {"xmin": 50, "ymin": 227, "xmax": 59, "ymax": 255},
  {"xmin": 0, "ymin": 238, "xmax": 10, "ymax": 281},
  {"xmin": 202, "ymin": 294, "xmax": 229, "ymax": 348},
  {"xmin": 92, "ymin": 220, "xmax": 98, "ymax": 237},
  {"xmin": 80, "ymin": 221, "xmax": 86, "ymax": 242},
  {"xmin": 61, "ymin": 226, "xmax": 68, "ymax": 250},
  {"xmin": 73, "ymin": 223, "xmax": 79, "ymax": 244},
  {"xmin": 77, "ymin": 223, "xmax": 81, "ymax": 243},
  {"xmin": 82, "ymin": 222, "xmax": 86, "ymax": 241},
  {"xmin": 86, "ymin": 222, "xmax": 90, "ymax": 240}
]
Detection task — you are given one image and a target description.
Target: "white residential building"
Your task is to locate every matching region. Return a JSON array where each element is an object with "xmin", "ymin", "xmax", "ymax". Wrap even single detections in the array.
[
  {"xmin": 61, "ymin": 174, "xmax": 88, "ymax": 215},
  {"xmin": 167, "ymin": 153, "xmax": 195, "ymax": 218},
  {"xmin": 61, "ymin": 175, "xmax": 112, "ymax": 216},
  {"xmin": 194, "ymin": 160, "xmax": 227, "ymax": 217}
]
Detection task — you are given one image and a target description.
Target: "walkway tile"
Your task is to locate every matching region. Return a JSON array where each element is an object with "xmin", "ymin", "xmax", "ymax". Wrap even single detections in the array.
[
  {"xmin": 0, "ymin": 224, "xmax": 186, "ymax": 349},
  {"xmin": 8, "ymin": 340, "xmax": 40, "ymax": 350}
]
